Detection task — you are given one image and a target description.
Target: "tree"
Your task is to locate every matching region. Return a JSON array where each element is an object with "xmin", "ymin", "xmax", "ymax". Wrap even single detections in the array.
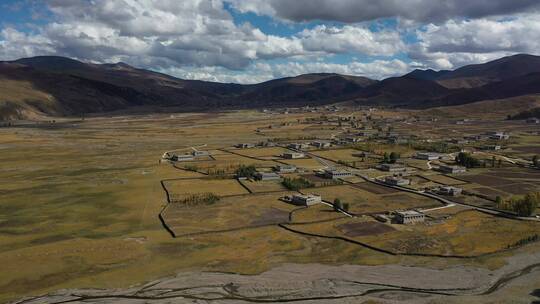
[
  {"xmin": 533, "ymin": 155, "xmax": 540, "ymax": 168},
  {"xmin": 497, "ymin": 192, "xmax": 540, "ymax": 216},
  {"xmin": 382, "ymin": 152, "xmax": 390, "ymax": 164},
  {"xmin": 495, "ymin": 196, "xmax": 504, "ymax": 209},
  {"xmin": 282, "ymin": 177, "xmax": 314, "ymax": 191},
  {"xmin": 492, "ymin": 156, "xmax": 496, "ymax": 167},
  {"xmin": 518, "ymin": 192, "xmax": 540, "ymax": 216},
  {"xmin": 235, "ymin": 165, "xmax": 257, "ymax": 178},
  {"xmin": 455, "ymin": 152, "xmax": 481, "ymax": 168},
  {"xmin": 333, "ymin": 198, "xmax": 343, "ymax": 211},
  {"xmin": 389, "ymin": 152, "xmax": 400, "ymax": 164},
  {"xmin": 342, "ymin": 203, "xmax": 350, "ymax": 212}
]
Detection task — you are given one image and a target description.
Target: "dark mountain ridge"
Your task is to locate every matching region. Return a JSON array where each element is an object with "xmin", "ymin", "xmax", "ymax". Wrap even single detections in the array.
[{"xmin": 2, "ymin": 54, "xmax": 540, "ymax": 120}]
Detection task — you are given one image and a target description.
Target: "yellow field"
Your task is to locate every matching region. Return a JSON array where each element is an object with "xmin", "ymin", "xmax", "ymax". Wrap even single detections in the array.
[
  {"xmin": 279, "ymin": 158, "xmax": 325, "ymax": 169},
  {"xmin": 1, "ymin": 109, "xmax": 539, "ymax": 303},
  {"xmin": 311, "ymin": 148, "xmax": 363, "ymax": 162},
  {"xmin": 241, "ymin": 180, "xmax": 288, "ymax": 193},
  {"xmin": 287, "ymin": 210, "xmax": 540, "ymax": 256},
  {"xmin": 232, "ymin": 147, "xmax": 291, "ymax": 158},
  {"xmin": 162, "ymin": 192, "xmax": 296, "ymax": 235},
  {"xmin": 421, "ymin": 173, "xmax": 467, "ymax": 185},
  {"xmin": 163, "ymin": 178, "xmax": 249, "ymax": 198},
  {"xmin": 313, "ymin": 185, "xmax": 441, "ymax": 214}
]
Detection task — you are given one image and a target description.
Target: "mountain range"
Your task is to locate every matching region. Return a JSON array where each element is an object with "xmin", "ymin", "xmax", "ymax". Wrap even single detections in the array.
[{"xmin": 1, "ymin": 53, "xmax": 540, "ymax": 120}]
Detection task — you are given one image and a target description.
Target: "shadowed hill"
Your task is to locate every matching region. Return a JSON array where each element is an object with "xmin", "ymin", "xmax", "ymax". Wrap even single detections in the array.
[{"xmin": 2, "ymin": 54, "xmax": 540, "ymax": 120}]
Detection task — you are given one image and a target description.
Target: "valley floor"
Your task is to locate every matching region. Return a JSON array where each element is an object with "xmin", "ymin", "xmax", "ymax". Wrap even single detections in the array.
[{"xmin": 1, "ymin": 109, "xmax": 540, "ymax": 303}]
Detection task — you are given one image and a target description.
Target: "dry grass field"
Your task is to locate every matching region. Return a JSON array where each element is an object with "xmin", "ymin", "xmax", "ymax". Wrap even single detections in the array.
[
  {"xmin": 279, "ymin": 157, "xmax": 325, "ymax": 169},
  {"xmin": 2, "ymin": 108, "xmax": 540, "ymax": 303},
  {"xmin": 161, "ymin": 191, "xmax": 297, "ymax": 236},
  {"xmin": 311, "ymin": 148, "xmax": 364, "ymax": 162},
  {"xmin": 163, "ymin": 178, "xmax": 249, "ymax": 198},
  {"xmin": 231, "ymin": 147, "xmax": 291, "ymax": 158},
  {"xmin": 288, "ymin": 210, "xmax": 540, "ymax": 256},
  {"xmin": 240, "ymin": 179, "xmax": 288, "ymax": 193},
  {"xmin": 314, "ymin": 184, "xmax": 441, "ymax": 214}
]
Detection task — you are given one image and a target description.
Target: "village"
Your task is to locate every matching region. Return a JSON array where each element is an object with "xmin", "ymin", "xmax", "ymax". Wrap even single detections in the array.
[{"xmin": 159, "ymin": 107, "xmax": 540, "ymax": 257}]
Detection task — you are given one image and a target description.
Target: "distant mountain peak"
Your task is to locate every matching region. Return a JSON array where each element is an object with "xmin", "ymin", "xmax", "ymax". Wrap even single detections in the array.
[{"xmin": 2, "ymin": 53, "xmax": 540, "ymax": 120}]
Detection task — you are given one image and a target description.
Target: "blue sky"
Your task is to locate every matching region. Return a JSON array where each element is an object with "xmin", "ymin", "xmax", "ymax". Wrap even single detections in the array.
[{"xmin": 0, "ymin": 0, "xmax": 539, "ymax": 83}]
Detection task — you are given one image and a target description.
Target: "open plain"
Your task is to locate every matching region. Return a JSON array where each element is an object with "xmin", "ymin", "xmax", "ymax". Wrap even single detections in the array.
[{"xmin": 2, "ymin": 107, "xmax": 540, "ymax": 304}]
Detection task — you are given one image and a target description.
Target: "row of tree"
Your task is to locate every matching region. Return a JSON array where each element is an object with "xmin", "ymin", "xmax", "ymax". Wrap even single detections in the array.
[
  {"xmin": 170, "ymin": 192, "xmax": 220, "ymax": 206},
  {"xmin": 496, "ymin": 192, "xmax": 540, "ymax": 216},
  {"xmin": 282, "ymin": 177, "xmax": 315, "ymax": 191}
]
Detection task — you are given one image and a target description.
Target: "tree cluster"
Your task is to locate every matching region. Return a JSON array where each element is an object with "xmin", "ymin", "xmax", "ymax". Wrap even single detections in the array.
[
  {"xmin": 382, "ymin": 152, "xmax": 400, "ymax": 164},
  {"xmin": 282, "ymin": 177, "xmax": 315, "ymax": 191},
  {"xmin": 235, "ymin": 164, "xmax": 257, "ymax": 178},
  {"xmin": 496, "ymin": 192, "xmax": 540, "ymax": 216},
  {"xmin": 455, "ymin": 152, "xmax": 481, "ymax": 168}
]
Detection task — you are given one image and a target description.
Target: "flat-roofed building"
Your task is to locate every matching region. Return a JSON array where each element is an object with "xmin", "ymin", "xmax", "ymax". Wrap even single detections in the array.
[
  {"xmin": 380, "ymin": 163, "xmax": 407, "ymax": 172},
  {"xmin": 291, "ymin": 194, "xmax": 322, "ymax": 206},
  {"xmin": 438, "ymin": 165, "xmax": 467, "ymax": 174},
  {"xmin": 282, "ymin": 152, "xmax": 305, "ymax": 159},
  {"xmin": 275, "ymin": 164, "xmax": 297, "ymax": 173},
  {"xmin": 486, "ymin": 131, "xmax": 510, "ymax": 140},
  {"xmin": 343, "ymin": 136, "xmax": 362, "ymax": 143},
  {"xmin": 438, "ymin": 186, "xmax": 462, "ymax": 196},
  {"xmin": 236, "ymin": 143, "xmax": 255, "ymax": 149},
  {"xmin": 322, "ymin": 168, "xmax": 353, "ymax": 179},
  {"xmin": 311, "ymin": 141, "xmax": 331, "ymax": 149},
  {"xmin": 288, "ymin": 143, "xmax": 309, "ymax": 150},
  {"xmin": 483, "ymin": 145, "xmax": 501, "ymax": 151},
  {"xmin": 192, "ymin": 150, "xmax": 210, "ymax": 157},
  {"xmin": 254, "ymin": 172, "xmax": 281, "ymax": 181},
  {"xmin": 173, "ymin": 154, "xmax": 195, "ymax": 162},
  {"xmin": 415, "ymin": 152, "xmax": 440, "ymax": 160},
  {"xmin": 384, "ymin": 176, "xmax": 410, "ymax": 186},
  {"xmin": 395, "ymin": 210, "xmax": 425, "ymax": 224}
]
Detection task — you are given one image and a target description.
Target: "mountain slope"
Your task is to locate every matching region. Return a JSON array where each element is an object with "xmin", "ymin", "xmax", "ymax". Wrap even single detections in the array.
[
  {"xmin": 2, "ymin": 53, "xmax": 540, "ymax": 120},
  {"xmin": 241, "ymin": 73, "xmax": 376, "ymax": 106},
  {"xmin": 354, "ymin": 76, "xmax": 452, "ymax": 106},
  {"xmin": 407, "ymin": 54, "xmax": 540, "ymax": 89}
]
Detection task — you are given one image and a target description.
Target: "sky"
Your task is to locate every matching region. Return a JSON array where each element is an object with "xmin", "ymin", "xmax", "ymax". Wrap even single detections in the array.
[{"xmin": 1, "ymin": 0, "xmax": 540, "ymax": 83}]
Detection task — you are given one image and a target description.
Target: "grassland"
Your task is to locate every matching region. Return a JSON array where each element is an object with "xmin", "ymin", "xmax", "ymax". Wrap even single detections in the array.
[
  {"xmin": 287, "ymin": 210, "xmax": 540, "ymax": 256},
  {"xmin": 2, "ymin": 108, "xmax": 540, "ymax": 303},
  {"xmin": 313, "ymin": 184, "xmax": 441, "ymax": 214}
]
